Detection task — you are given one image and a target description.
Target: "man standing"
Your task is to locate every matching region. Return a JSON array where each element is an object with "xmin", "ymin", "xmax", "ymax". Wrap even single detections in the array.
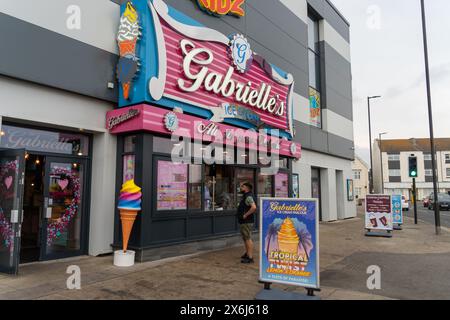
[{"xmin": 238, "ymin": 182, "xmax": 257, "ymax": 264}]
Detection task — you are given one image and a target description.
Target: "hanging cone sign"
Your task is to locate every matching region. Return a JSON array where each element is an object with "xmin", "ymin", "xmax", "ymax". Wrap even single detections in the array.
[{"xmin": 118, "ymin": 179, "xmax": 142, "ymax": 252}]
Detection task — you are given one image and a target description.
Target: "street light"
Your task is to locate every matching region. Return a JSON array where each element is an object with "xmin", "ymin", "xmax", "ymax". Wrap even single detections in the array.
[
  {"xmin": 420, "ymin": 0, "xmax": 441, "ymax": 235},
  {"xmin": 368, "ymin": 95, "xmax": 382, "ymax": 194},
  {"xmin": 379, "ymin": 132, "xmax": 388, "ymax": 194}
]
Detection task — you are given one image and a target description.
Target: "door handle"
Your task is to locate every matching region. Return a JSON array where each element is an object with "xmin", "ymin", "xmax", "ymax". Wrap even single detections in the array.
[
  {"xmin": 46, "ymin": 208, "xmax": 52, "ymax": 219},
  {"xmin": 44, "ymin": 197, "xmax": 52, "ymax": 219},
  {"xmin": 10, "ymin": 210, "xmax": 19, "ymax": 224}
]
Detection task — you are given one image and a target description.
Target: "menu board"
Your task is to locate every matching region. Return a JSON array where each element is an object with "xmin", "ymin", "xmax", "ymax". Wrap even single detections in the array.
[
  {"xmin": 365, "ymin": 195, "xmax": 393, "ymax": 231},
  {"xmin": 392, "ymin": 195, "xmax": 403, "ymax": 225},
  {"xmin": 275, "ymin": 173, "xmax": 289, "ymax": 198},
  {"xmin": 157, "ymin": 161, "xmax": 188, "ymax": 211}
]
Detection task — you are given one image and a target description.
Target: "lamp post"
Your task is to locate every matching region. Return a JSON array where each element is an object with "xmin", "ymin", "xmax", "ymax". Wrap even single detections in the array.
[
  {"xmin": 420, "ymin": 0, "xmax": 441, "ymax": 235},
  {"xmin": 368, "ymin": 96, "xmax": 382, "ymax": 194},
  {"xmin": 379, "ymin": 132, "xmax": 388, "ymax": 194}
]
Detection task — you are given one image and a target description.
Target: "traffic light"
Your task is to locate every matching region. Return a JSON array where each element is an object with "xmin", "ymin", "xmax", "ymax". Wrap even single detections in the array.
[{"xmin": 409, "ymin": 156, "xmax": 418, "ymax": 178}]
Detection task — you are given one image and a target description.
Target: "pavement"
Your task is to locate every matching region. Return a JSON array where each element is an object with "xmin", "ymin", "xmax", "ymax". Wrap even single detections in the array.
[{"xmin": 1, "ymin": 206, "xmax": 450, "ymax": 300}]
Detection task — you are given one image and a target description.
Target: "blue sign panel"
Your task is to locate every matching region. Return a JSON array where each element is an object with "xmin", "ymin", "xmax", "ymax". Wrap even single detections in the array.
[
  {"xmin": 259, "ymin": 198, "xmax": 320, "ymax": 289},
  {"xmin": 392, "ymin": 194, "xmax": 403, "ymax": 225}
]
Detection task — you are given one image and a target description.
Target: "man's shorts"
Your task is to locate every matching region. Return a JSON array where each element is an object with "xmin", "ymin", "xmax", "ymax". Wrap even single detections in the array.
[{"xmin": 240, "ymin": 223, "xmax": 254, "ymax": 241}]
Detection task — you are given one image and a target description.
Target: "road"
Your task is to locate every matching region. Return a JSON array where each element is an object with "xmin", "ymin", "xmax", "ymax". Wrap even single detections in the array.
[{"xmin": 404, "ymin": 201, "xmax": 450, "ymax": 227}]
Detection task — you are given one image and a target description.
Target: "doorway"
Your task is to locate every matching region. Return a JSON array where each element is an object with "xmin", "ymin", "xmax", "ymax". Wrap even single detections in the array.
[
  {"xmin": 20, "ymin": 154, "xmax": 44, "ymax": 263},
  {"xmin": 311, "ymin": 168, "xmax": 322, "ymax": 221},
  {"xmin": 20, "ymin": 155, "xmax": 86, "ymax": 263}
]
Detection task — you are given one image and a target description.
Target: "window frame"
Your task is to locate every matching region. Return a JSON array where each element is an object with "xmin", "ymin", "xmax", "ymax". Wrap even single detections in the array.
[
  {"xmin": 388, "ymin": 154, "xmax": 400, "ymax": 161},
  {"xmin": 388, "ymin": 169, "xmax": 401, "ymax": 177},
  {"xmin": 353, "ymin": 170, "xmax": 361, "ymax": 180},
  {"xmin": 307, "ymin": 10, "xmax": 322, "ymax": 129}
]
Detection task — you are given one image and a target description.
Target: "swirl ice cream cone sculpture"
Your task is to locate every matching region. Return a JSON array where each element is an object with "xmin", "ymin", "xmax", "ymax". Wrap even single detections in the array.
[
  {"xmin": 277, "ymin": 218, "xmax": 300, "ymax": 254},
  {"xmin": 117, "ymin": 1, "xmax": 140, "ymax": 100},
  {"xmin": 118, "ymin": 179, "xmax": 142, "ymax": 252}
]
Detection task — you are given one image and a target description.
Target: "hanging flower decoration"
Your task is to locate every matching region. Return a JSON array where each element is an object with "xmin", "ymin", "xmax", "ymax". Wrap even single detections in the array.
[
  {"xmin": 0, "ymin": 160, "xmax": 18, "ymax": 252},
  {"xmin": 46, "ymin": 167, "xmax": 81, "ymax": 246}
]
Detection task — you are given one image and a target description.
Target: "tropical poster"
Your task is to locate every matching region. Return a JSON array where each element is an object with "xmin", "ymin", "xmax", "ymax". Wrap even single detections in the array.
[{"xmin": 259, "ymin": 198, "xmax": 320, "ymax": 289}]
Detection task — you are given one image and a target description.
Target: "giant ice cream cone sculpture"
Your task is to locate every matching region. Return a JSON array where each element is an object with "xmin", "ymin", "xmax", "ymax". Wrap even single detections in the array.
[
  {"xmin": 277, "ymin": 218, "xmax": 300, "ymax": 254},
  {"xmin": 117, "ymin": 1, "xmax": 140, "ymax": 100},
  {"xmin": 118, "ymin": 179, "xmax": 142, "ymax": 252}
]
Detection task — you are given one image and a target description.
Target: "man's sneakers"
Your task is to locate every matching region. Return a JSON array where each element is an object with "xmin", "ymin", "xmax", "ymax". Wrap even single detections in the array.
[
  {"xmin": 241, "ymin": 253, "xmax": 249, "ymax": 259},
  {"xmin": 241, "ymin": 256, "xmax": 254, "ymax": 264}
]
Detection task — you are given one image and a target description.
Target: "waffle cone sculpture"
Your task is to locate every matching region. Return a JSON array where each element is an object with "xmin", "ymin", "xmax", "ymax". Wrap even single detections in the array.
[
  {"xmin": 277, "ymin": 218, "xmax": 300, "ymax": 254},
  {"xmin": 117, "ymin": 2, "xmax": 140, "ymax": 100},
  {"xmin": 118, "ymin": 179, "xmax": 142, "ymax": 252}
]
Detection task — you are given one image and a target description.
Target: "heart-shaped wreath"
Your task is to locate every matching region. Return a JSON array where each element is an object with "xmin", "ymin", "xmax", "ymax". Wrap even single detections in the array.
[
  {"xmin": 0, "ymin": 160, "xmax": 18, "ymax": 253},
  {"xmin": 46, "ymin": 167, "xmax": 81, "ymax": 246}
]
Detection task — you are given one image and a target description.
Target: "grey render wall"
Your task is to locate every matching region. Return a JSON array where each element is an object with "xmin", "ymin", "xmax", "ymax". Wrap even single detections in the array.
[
  {"xmin": 0, "ymin": 0, "xmax": 354, "ymax": 159},
  {"xmin": 0, "ymin": 12, "xmax": 118, "ymax": 103}
]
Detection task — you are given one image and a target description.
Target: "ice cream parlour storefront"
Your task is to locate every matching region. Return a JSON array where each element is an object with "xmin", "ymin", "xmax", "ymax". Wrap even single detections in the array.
[{"xmin": 108, "ymin": 0, "xmax": 302, "ymax": 261}]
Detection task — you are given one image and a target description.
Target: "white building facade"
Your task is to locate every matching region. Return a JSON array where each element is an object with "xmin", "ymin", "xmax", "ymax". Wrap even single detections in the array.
[
  {"xmin": 352, "ymin": 155, "xmax": 369, "ymax": 203},
  {"xmin": 373, "ymin": 138, "xmax": 450, "ymax": 201}
]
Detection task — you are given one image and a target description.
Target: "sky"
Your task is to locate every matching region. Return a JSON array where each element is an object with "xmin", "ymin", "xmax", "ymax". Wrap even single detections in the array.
[{"xmin": 330, "ymin": 0, "xmax": 450, "ymax": 164}]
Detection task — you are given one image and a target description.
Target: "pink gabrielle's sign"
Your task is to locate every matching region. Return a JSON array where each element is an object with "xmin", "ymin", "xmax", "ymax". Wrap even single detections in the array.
[
  {"xmin": 106, "ymin": 105, "xmax": 302, "ymax": 159},
  {"xmin": 162, "ymin": 24, "xmax": 292, "ymax": 131}
]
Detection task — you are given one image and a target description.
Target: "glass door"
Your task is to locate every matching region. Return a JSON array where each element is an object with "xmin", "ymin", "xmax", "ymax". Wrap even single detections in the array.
[
  {"xmin": 41, "ymin": 157, "xmax": 85, "ymax": 260},
  {"xmin": 0, "ymin": 149, "xmax": 25, "ymax": 275}
]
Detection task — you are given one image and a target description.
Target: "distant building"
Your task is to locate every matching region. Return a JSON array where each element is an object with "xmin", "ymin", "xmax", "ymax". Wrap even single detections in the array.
[
  {"xmin": 352, "ymin": 155, "xmax": 369, "ymax": 203},
  {"xmin": 373, "ymin": 138, "xmax": 450, "ymax": 200}
]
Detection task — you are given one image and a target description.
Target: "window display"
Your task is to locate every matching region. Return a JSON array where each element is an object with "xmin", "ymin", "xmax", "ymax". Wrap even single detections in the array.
[
  {"xmin": 204, "ymin": 165, "xmax": 235, "ymax": 211},
  {"xmin": 123, "ymin": 155, "xmax": 135, "ymax": 183},
  {"xmin": 275, "ymin": 172, "xmax": 289, "ymax": 198},
  {"xmin": 157, "ymin": 161, "xmax": 188, "ymax": 211}
]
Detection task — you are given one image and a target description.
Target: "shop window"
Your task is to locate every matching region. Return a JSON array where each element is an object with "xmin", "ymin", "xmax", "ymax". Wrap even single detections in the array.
[
  {"xmin": 275, "ymin": 172, "xmax": 289, "ymax": 198},
  {"xmin": 258, "ymin": 173, "xmax": 273, "ymax": 203},
  {"xmin": 188, "ymin": 164, "xmax": 202, "ymax": 210},
  {"xmin": 236, "ymin": 168, "xmax": 255, "ymax": 205},
  {"xmin": 156, "ymin": 160, "xmax": 188, "ymax": 211},
  {"xmin": 123, "ymin": 155, "xmax": 135, "ymax": 182},
  {"xmin": 204, "ymin": 165, "xmax": 235, "ymax": 211},
  {"xmin": 124, "ymin": 135, "xmax": 136, "ymax": 153},
  {"xmin": 292, "ymin": 174, "xmax": 300, "ymax": 198},
  {"xmin": 153, "ymin": 136, "xmax": 189, "ymax": 156}
]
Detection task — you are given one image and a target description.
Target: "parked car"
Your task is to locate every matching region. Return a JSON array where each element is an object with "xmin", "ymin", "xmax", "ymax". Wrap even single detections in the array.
[
  {"xmin": 423, "ymin": 197, "xmax": 430, "ymax": 207},
  {"xmin": 428, "ymin": 193, "xmax": 450, "ymax": 211},
  {"xmin": 402, "ymin": 196, "xmax": 409, "ymax": 211}
]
